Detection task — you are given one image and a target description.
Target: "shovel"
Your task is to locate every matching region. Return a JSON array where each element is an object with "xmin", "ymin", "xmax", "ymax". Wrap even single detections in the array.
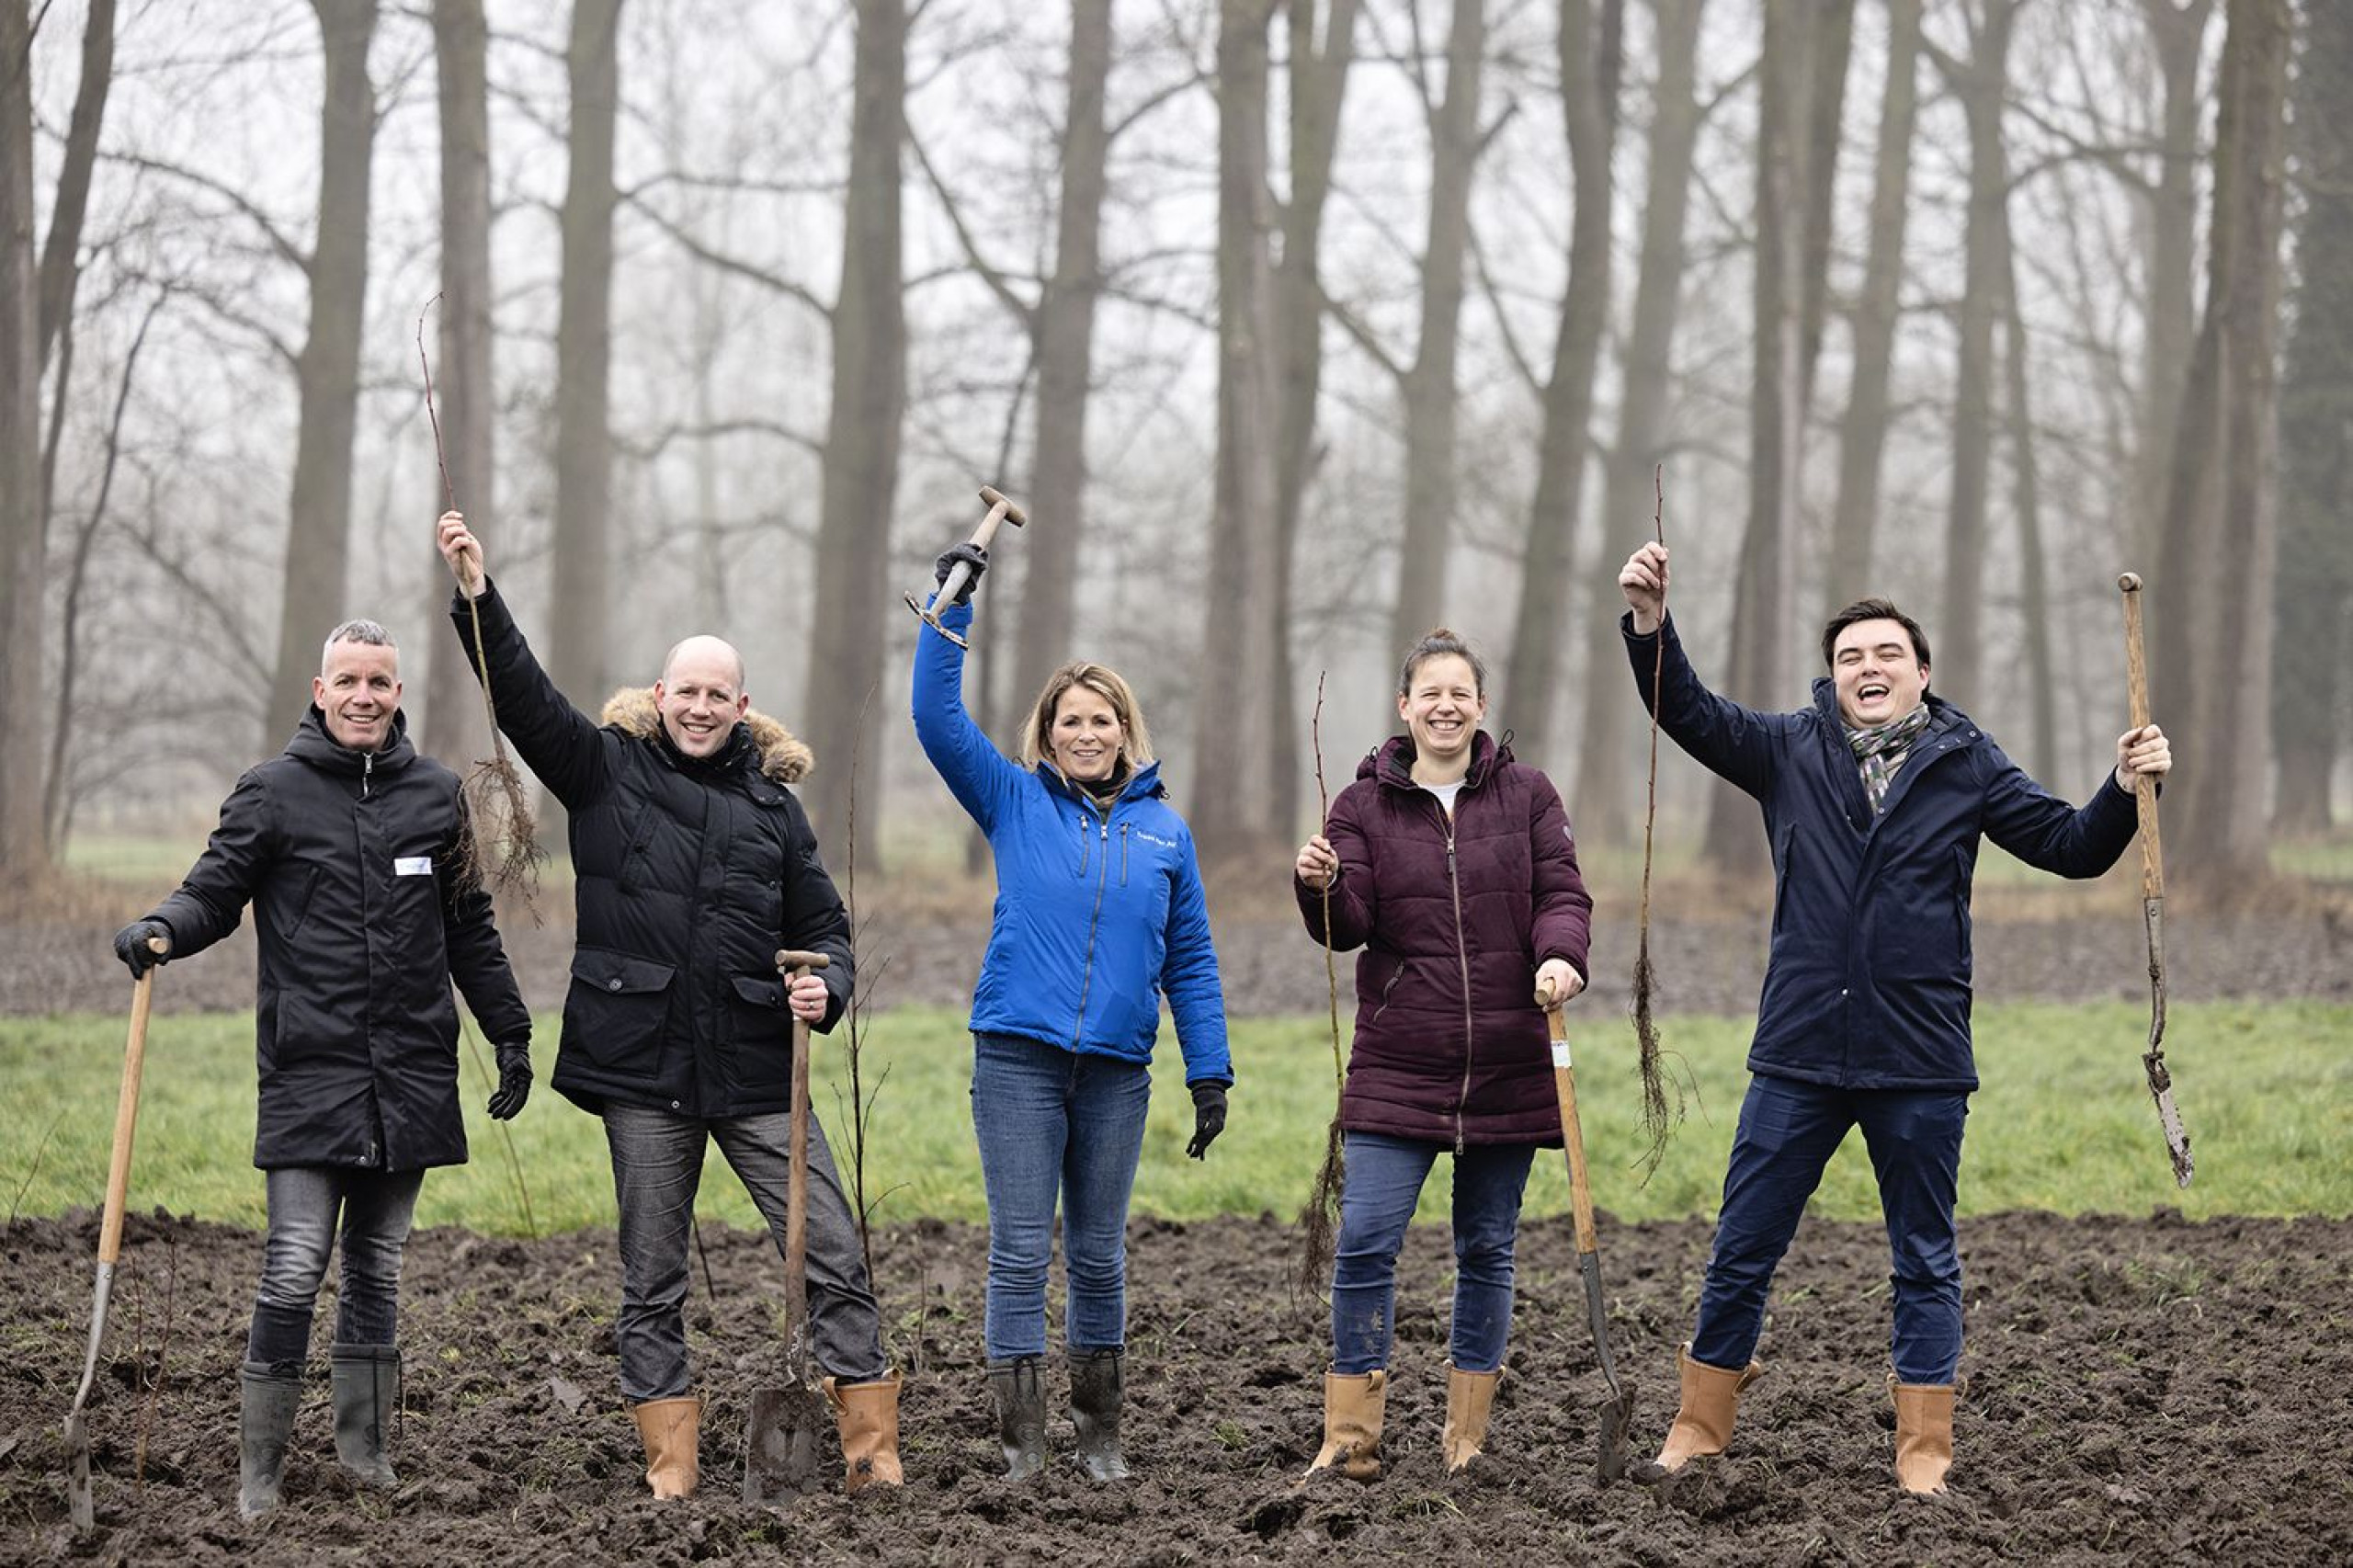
[
  {"xmin": 904, "ymin": 485, "xmax": 1027, "ymax": 648},
  {"xmin": 64, "ymin": 934, "xmax": 168, "ymax": 1535},
  {"xmin": 1542, "ymin": 990, "xmax": 1635, "ymax": 1483},
  {"xmin": 744, "ymin": 949, "xmax": 834, "ymax": 1503}
]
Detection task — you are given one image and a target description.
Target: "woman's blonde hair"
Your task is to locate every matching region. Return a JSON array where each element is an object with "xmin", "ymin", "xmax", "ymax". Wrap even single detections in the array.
[{"xmin": 1019, "ymin": 662, "xmax": 1156, "ymax": 774}]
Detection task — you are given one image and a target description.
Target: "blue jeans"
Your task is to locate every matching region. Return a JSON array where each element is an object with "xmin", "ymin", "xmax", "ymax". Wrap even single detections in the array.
[
  {"xmin": 1690, "ymin": 1074, "xmax": 1970, "ymax": 1384},
  {"xmin": 245, "ymin": 1166, "xmax": 426, "ymax": 1371},
  {"xmin": 1330, "ymin": 1131, "xmax": 1537, "ymax": 1375},
  {"xmin": 604, "ymin": 1102, "xmax": 888, "ymax": 1402},
  {"xmin": 970, "ymin": 1032, "xmax": 1153, "ymax": 1360}
]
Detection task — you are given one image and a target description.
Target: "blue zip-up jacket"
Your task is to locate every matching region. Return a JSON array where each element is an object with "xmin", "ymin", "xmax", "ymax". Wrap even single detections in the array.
[
  {"xmin": 913, "ymin": 601, "xmax": 1233, "ymax": 1085},
  {"xmin": 1628, "ymin": 613, "xmax": 2140, "ymax": 1091}
]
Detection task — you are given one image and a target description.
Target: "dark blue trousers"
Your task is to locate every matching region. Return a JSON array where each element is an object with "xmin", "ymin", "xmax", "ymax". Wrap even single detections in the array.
[{"xmin": 1689, "ymin": 1074, "xmax": 1969, "ymax": 1384}]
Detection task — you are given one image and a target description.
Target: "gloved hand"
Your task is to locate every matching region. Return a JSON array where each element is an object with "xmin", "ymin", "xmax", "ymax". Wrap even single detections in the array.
[
  {"xmin": 111, "ymin": 919, "xmax": 171, "ymax": 979},
  {"xmin": 933, "ymin": 540, "xmax": 990, "ymax": 607},
  {"xmin": 1186, "ymin": 1082, "xmax": 1228, "ymax": 1161},
  {"xmin": 488, "ymin": 1041, "xmax": 532, "ymax": 1120}
]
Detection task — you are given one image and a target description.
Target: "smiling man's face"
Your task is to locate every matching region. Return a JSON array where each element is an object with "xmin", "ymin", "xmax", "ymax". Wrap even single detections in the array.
[{"xmin": 1831, "ymin": 618, "xmax": 1928, "ymax": 730}]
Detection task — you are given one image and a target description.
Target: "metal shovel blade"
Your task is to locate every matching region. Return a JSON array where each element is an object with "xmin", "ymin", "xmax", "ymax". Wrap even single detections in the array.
[
  {"xmin": 1580, "ymin": 1253, "xmax": 1635, "ymax": 1485},
  {"xmin": 743, "ymin": 1382, "xmax": 830, "ymax": 1504}
]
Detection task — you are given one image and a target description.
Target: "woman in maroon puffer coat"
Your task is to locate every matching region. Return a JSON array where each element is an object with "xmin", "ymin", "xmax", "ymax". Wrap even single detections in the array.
[{"xmin": 1292, "ymin": 629, "xmax": 1594, "ymax": 1481}]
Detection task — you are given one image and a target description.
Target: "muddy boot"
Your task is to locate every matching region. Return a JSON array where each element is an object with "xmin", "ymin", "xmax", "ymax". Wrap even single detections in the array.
[
  {"xmin": 988, "ymin": 1358, "xmax": 1049, "ymax": 1480},
  {"xmin": 1303, "ymin": 1369, "xmax": 1386, "ymax": 1482},
  {"xmin": 631, "ymin": 1394, "xmax": 701, "ymax": 1499},
  {"xmin": 1442, "ymin": 1364, "xmax": 1499, "ymax": 1474},
  {"xmin": 1067, "ymin": 1347, "xmax": 1131, "ymax": 1482},
  {"xmin": 1633, "ymin": 1344, "xmax": 1764, "ymax": 1484},
  {"xmin": 1891, "ymin": 1377, "xmax": 1955, "ymax": 1494},
  {"xmin": 824, "ymin": 1371, "xmax": 904, "ymax": 1494},
  {"xmin": 238, "ymin": 1364, "xmax": 303, "ymax": 1519},
  {"xmin": 328, "ymin": 1343, "xmax": 400, "ymax": 1490}
]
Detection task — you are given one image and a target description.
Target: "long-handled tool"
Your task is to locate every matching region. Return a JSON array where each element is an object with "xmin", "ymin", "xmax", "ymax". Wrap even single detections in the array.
[
  {"xmin": 745, "ymin": 949, "xmax": 835, "ymax": 1503},
  {"xmin": 64, "ymin": 935, "xmax": 169, "ymax": 1535},
  {"xmin": 2118, "ymin": 574, "xmax": 2193, "ymax": 1188},
  {"xmin": 904, "ymin": 485, "xmax": 1027, "ymax": 648},
  {"xmin": 1542, "ymin": 989, "xmax": 1634, "ymax": 1483}
]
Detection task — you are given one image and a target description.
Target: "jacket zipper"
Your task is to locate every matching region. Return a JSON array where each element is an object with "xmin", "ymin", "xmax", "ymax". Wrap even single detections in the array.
[
  {"xmin": 1433, "ymin": 795, "xmax": 1475, "ymax": 1154},
  {"xmin": 1072, "ymin": 807, "xmax": 1114, "ymax": 1048},
  {"xmin": 361, "ymin": 751, "xmax": 373, "ymax": 800}
]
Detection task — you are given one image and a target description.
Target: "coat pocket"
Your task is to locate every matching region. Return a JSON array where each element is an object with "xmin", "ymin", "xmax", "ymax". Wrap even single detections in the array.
[{"xmin": 564, "ymin": 948, "xmax": 676, "ymax": 1073}]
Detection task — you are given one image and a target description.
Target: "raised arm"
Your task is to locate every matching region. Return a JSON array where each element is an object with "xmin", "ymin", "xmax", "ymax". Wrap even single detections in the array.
[{"xmin": 910, "ymin": 597, "xmax": 1026, "ymax": 832}]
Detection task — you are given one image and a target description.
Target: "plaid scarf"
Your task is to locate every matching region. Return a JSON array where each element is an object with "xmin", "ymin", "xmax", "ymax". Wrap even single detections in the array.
[{"xmin": 1846, "ymin": 704, "xmax": 1933, "ymax": 814}]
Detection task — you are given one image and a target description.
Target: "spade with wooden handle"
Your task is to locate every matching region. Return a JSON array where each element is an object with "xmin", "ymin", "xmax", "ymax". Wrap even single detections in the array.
[
  {"xmin": 906, "ymin": 485, "xmax": 1027, "ymax": 649},
  {"xmin": 745, "ymin": 949, "xmax": 835, "ymax": 1502},
  {"xmin": 64, "ymin": 934, "xmax": 169, "ymax": 1535},
  {"xmin": 1542, "ymin": 986, "xmax": 1634, "ymax": 1483},
  {"xmin": 2118, "ymin": 574, "xmax": 2193, "ymax": 1188}
]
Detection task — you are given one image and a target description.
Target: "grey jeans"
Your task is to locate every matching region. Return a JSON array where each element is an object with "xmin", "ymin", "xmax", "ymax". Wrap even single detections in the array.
[
  {"xmin": 246, "ymin": 1165, "xmax": 426, "ymax": 1370},
  {"xmin": 603, "ymin": 1102, "xmax": 888, "ymax": 1401}
]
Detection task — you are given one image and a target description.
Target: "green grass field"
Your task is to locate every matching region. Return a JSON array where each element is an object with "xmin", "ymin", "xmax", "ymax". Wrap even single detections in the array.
[{"xmin": 5, "ymin": 999, "xmax": 2346, "ymax": 1235}]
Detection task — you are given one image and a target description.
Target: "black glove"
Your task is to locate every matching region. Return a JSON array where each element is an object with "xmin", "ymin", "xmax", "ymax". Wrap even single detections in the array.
[
  {"xmin": 111, "ymin": 919, "xmax": 171, "ymax": 979},
  {"xmin": 1186, "ymin": 1082, "xmax": 1228, "ymax": 1161},
  {"xmin": 488, "ymin": 1041, "xmax": 532, "ymax": 1120},
  {"xmin": 933, "ymin": 540, "xmax": 990, "ymax": 607}
]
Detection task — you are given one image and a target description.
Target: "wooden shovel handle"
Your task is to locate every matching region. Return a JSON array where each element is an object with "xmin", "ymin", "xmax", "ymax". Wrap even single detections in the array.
[
  {"xmin": 1547, "ymin": 1005, "xmax": 1600, "ymax": 1258},
  {"xmin": 773, "ymin": 950, "xmax": 830, "ymax": 1369},
  {"xmin": 2118, "ymin": 574, "xmax": 2164, "ymax": 901},
  {"xmin": 97, "ymin": 937, "xmax": 169, "ymax": 1266}
]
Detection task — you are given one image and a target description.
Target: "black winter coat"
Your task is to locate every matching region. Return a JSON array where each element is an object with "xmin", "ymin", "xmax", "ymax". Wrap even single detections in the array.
[
  {"xmin": 1628, "ymin": 614, "xmax": 2139, "ymax": 1090},
  {"xmin": 150, "ymin": 709, "xmax": 530, "ymax": 1171},
  {"xmin": 455, "ymin": 583, "xmax": 852, "ymax": 1118}
]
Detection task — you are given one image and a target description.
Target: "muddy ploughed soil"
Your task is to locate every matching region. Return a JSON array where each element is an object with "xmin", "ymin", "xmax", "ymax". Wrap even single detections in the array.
[{"xmin": 2, "ymin": 1207, "xmax": 2347, "ymax": 1565}]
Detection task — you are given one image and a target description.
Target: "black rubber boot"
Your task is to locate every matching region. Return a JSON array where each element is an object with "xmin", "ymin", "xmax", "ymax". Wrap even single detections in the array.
[
  {"xmin": 329, "ymin": 1343, "xmax": 400, "ymax": 1490},
  {"xmin": 239, "ymin": 1364, "xmax": 303, "ymax": 1518},
  {"xmin": 986, "ymin": 1357, "xmax": 1048, "ymax": 1480},
  {"xmin": 1067, "ymin": 1347, "xmax": 1131, "ymax": 1482}
]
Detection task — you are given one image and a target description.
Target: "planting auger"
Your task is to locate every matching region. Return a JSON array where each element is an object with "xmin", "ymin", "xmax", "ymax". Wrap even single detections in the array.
[
  {"xmin": 1541, "ymin": 985, "xmax": 1635, "ymax": 1483},
  {"xmin": 2118, "ymin": 574, "xmax": 2193, "ymax": 1188},
  {"xmin": 745, "ymin": 949, "xmax": 835, "ymax": 1502},
  {"xmin": 906, "ymin": 486, "xmax": 1027, "ymax": 648},
  {"xmin": 63, "ymin": 935, "xmax": 168, "ymax": 1535}
]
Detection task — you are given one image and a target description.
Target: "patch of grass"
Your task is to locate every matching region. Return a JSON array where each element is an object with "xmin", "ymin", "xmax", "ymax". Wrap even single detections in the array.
[{"xmin": 3, "ymin": 1000, "xmax": 2347, "ymax": 1234}]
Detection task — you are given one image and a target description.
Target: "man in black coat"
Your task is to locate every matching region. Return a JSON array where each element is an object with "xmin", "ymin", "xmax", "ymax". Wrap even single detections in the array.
[
  {"xmin": 436, "ymin": 510, "xmax": 900, "ymax": 1499},
  {"xmin": 112, "ymin": 619, "xmax": 532, "ymax": 1518},
  {"xmin": 1616, "ymin": 542, "xmax": 2171, "ymax": 1494}
]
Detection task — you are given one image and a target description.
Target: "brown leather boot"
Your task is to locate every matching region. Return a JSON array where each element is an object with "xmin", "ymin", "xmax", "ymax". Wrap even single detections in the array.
[
  {"xmin": 1304, "ymin": 1369, "xmax": 1386, "ymax": 1482},
  {"xmin": 824, "ymin": 1372, "xmax": 904, "ymax": 1494},
  {"xmin": 631, "ymin": 1395, "xmax": 700, "ymax": 1499},
  {"xmin": 1891, "ymin": 1377, "xmax": 1955, "ymax": 1494},
  {"xmin": 1634, "ymin": 1345, "xmax": 1765, "ymax": 1483},
  {"xmin": 1442, "ymin": 1364, "xmax": 1499, "ymax": 1473}
]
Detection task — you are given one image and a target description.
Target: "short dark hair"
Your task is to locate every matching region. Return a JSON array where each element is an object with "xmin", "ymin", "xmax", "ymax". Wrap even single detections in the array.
[
  {"xmin": 1397, "ymin": 628, "xmax": 1487, "ymax": 697},
  {"xmin": 1820, "ymin": 598, "xmax": 1930, "ymax": 670}
]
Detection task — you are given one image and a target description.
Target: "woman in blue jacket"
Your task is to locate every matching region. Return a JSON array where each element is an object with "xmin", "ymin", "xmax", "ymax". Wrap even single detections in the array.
[{"xmin": 912, "ymin": 545, "xmax": 1233, "ymax": 1483}]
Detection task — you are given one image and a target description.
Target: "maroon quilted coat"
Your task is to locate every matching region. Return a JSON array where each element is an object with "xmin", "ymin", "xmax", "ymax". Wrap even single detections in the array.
[{"xmin": 1296, "ymin": 731, "xmax": 1593, "ymax": 1148}]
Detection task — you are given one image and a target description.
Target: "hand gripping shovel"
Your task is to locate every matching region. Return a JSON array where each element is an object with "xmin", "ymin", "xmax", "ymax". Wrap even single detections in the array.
[
  {"xmin": 64, "ymin": 935, "xmax": 168, "ymax": 1535},
  {"xmin": 1544, "ymin": 994, "xmax": 1634, "ymax": 1483},
  {"xmin": 904, "ymin": 485, "xmax": 1027, "ymax": 648},
  {"xmin": 745, "ymin": 949, "xmax": 834, "ymax": 1503}
]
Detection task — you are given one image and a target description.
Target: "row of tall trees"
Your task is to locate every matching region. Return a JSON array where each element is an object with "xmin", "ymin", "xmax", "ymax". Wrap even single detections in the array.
[{"xmin": 3, "ymin": 0, "xmax": 2343, "ymax": 898}]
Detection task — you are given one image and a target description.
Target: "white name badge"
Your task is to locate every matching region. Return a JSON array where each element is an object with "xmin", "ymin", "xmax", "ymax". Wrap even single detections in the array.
[
  {"xmin": 394, "ymin": 856, "xmax": 434, "ymax": 877},
  {"xmin": 1551, "ymin": 1040, "xmax": 1573, "ymax": 1068}
]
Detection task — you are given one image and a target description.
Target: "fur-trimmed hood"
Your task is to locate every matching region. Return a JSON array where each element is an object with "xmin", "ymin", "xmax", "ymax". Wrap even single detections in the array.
[{"xmin": 598, "ymin": 687, "xmax": 813, "ymax": 783}]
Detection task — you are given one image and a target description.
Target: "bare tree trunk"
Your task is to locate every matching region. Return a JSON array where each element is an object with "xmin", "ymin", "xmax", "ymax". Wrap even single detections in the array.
[
  {"xmin": 1579, "ymin": 0, "xmax": 1706, "ymax": 848},
  {"xmin": 2132, "ymin": 0, "xmax": 2214, "ymax": 569},
  {"xmin": 2154, "ymin": 0, "xmax": 2291, "ymax": 888},
  {"xmin": 1269, "ymin": 0, "xmax": 1358, "ymax": 838},
  {"xmin": 550, "ymin": 0, "xmax": 621, "ymax": 711},
  {"xmin": 1012, "ymin": 0, "xmax": 1114, "ymax": 717},
  {"xmin": 0, "ymin": 0, "xmax": 45, "ymax": 874},
  {"xmin": 266, "ymin": 0, "xmax": 381, "ymax": 745},
  {"xmin": 1500, "ymin": 0, "xmax": 1620, "ymax": 763},
  {"xmin": 1798, "ymin": 0, "xmax": 1855, "ymax": 404},
  {"xmin": 1386, "ymin": 0, "xmax": 1487, "ymax": 657},
  {"xmin": 426, "ymin": 0, "xmax": 494, "ymax": 768},
  {"xmin": 804, "ymin": 0, "xmax": 906, "ymax": 871},
  {"xmin": 2271, "ymin": 0, "xmax": 2349, "ymax": 837},
  {"xmin": 1193, "ymin": 0, "xmax": 1286, "ymax": 868},
  {"xmin": 2000, "ymin": 213, "xmax": 2056, "ymax": 781},
  {"xmin": 1930, "ymin": 0, "xmax": 2018, "ymax": 706},
  {"xmin": 34, "ymin": 0, "xmax": 114, "ymax": 369},
  {"xmin": 1706, "ymin": 0, "xmax": 1821, "ymax": 875},
  {"xmin": 1825, "ymin": 0, "xmax": 1922, "ymax": 610}
]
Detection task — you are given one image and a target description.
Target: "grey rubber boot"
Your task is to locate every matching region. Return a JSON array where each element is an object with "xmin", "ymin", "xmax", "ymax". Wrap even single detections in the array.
[
  {"xmin": 986, "ymin": 1357, "xmax": 1048, "ymax": 1480},
  {"xmin": 328, "ymin": 1343, "xmax": 400, "ymax": 1490},
  {"xmin": 239, "ymin": 1364, "xmax": 303, "ymax": 1518},
  {"xmin": 1067, "ymin": 1347, "xmax": 1131, "ymax": 1482}
]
